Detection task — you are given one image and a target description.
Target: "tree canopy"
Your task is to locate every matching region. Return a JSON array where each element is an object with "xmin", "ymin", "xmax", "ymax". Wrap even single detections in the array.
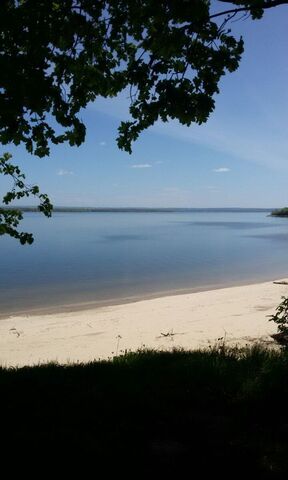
[{"xmin": 0, "ymin": 0, "xmax": 287, "ymax": 242}]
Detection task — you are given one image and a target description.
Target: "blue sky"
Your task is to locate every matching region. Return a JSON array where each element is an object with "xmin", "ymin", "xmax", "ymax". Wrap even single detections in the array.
[{"xmin": 2, "ymin": 2, "xmax": 288, "ymax": 208}]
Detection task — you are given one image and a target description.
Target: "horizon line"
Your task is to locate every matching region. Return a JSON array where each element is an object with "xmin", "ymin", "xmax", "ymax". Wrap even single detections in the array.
[{"xmin": 1, "ymin": 206, "xmax": 276, "ymax": 212}]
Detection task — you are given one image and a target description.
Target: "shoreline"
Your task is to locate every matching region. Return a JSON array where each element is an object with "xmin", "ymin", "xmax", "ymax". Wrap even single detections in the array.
[
  {"xmin": 1, "ymin": 278, "xmax": 288, "ymax": 367},
  {"xmin": 1, "ymin": 273, "xmax": 286, "ymax": 321}
]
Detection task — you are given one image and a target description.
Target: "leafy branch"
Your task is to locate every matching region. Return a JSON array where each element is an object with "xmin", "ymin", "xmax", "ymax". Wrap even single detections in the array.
[
  {"xmin": 0, "ymin": 152, "xmax": 53, "ymax": 244},
  {"xmin": 269, "ymin": 296, "xmax": 288, "ymax": 336}
]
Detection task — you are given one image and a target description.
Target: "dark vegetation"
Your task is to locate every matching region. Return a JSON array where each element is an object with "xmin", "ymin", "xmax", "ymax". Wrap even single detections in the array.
[
  {"xmin": 271, "ymin": 207, "xmax": 288, "ymax": 217},
  {"xmin": 270, "ymin": 295, "xmax": 288, "ymax": 346},
  {"xmin": 2, "ymin": 346, "xmax": 288, "ymax": 475}
]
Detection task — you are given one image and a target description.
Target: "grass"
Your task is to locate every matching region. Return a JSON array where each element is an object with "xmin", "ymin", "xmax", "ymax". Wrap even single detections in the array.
[{"xmin": 1, "ymin": 345, "xmax": 288, "ymax": 475}]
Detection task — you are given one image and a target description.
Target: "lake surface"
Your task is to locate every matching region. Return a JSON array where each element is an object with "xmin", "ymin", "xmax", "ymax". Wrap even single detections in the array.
[{"xmin": 1, "ymin": 209, "xmax": 288, "ymax": 317}]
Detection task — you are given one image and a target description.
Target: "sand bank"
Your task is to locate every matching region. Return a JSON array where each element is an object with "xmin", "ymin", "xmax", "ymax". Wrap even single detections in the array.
[{"xmin": 1, "ymin": 279, "xmax": 287, "ymax": 367}]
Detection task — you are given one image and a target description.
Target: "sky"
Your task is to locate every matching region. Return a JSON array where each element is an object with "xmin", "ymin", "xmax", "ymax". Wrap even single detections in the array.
[{"xmin": 2, "ymin": 1, "xmax": 288, "ymax": 208}]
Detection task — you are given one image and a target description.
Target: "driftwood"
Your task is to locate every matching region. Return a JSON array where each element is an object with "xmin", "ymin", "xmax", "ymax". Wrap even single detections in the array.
[
  {"xmin": 273, "ymin": 281, "xmax": 288, "ymax": 285},
  {"xmin": 160, "ymin": 331, "xmax": 176, "ymax": 337}
]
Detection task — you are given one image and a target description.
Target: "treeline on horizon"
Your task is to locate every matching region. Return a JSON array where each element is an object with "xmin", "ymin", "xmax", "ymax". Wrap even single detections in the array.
[
  {"xmin": 271, "ymin": 207, "xmax": 288, "ymax": 217},
  {"xmin": 0, "ymin": 206, "xmax": 275, "ymax": 213}
]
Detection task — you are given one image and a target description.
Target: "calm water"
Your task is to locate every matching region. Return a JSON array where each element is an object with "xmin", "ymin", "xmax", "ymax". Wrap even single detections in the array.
[{"xmin": 1, "ymin": 209, "xmax": 288, "ymax": 316}]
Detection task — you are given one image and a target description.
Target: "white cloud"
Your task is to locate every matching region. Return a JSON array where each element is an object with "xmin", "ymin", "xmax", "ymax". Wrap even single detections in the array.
[
  {"xmin": 131, "ymin": 164, "xmax": 152, "ymax": 169},
  {"xmin": 212, "ymin": 167, "xmax": 230, "ymax": 173},
  {"xmin": 57, "ymin": 169, "xmax": 74, "ymax": 176},
  {"xmin": 99, "ymin": 141, "xmax": 107, "ymax": 146}
]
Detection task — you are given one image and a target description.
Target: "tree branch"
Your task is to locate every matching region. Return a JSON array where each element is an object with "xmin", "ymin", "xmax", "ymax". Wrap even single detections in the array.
[
  {"xmin": 0, "ymin": 153, "xmax": 53, "ymax": 244},
  {"xmin": 211, "ymin": 0, "xmax": 288, "ymax": 20}
]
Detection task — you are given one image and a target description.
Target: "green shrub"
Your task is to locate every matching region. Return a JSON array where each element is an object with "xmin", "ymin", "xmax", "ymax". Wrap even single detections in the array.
[{"xmin": 269, "ymin": 296, "xmax": 288, "ymax": 340}]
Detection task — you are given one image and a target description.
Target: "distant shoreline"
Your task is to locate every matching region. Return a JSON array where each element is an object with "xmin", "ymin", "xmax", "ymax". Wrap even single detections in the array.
[{"xmin": 0, "ymin": 206, "xmax": 274, "ymax": 213}]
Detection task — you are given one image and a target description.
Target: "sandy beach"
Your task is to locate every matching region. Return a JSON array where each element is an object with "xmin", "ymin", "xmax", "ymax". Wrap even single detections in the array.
[{"xmin": 1, "ymin": 279, "xmax": 287, "ymax": 367}]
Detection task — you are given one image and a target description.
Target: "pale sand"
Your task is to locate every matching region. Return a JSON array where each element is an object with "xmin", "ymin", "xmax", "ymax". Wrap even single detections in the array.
[{"xmin": 1, "ymin": 279, "xmax": 288, "ymax": 367}]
